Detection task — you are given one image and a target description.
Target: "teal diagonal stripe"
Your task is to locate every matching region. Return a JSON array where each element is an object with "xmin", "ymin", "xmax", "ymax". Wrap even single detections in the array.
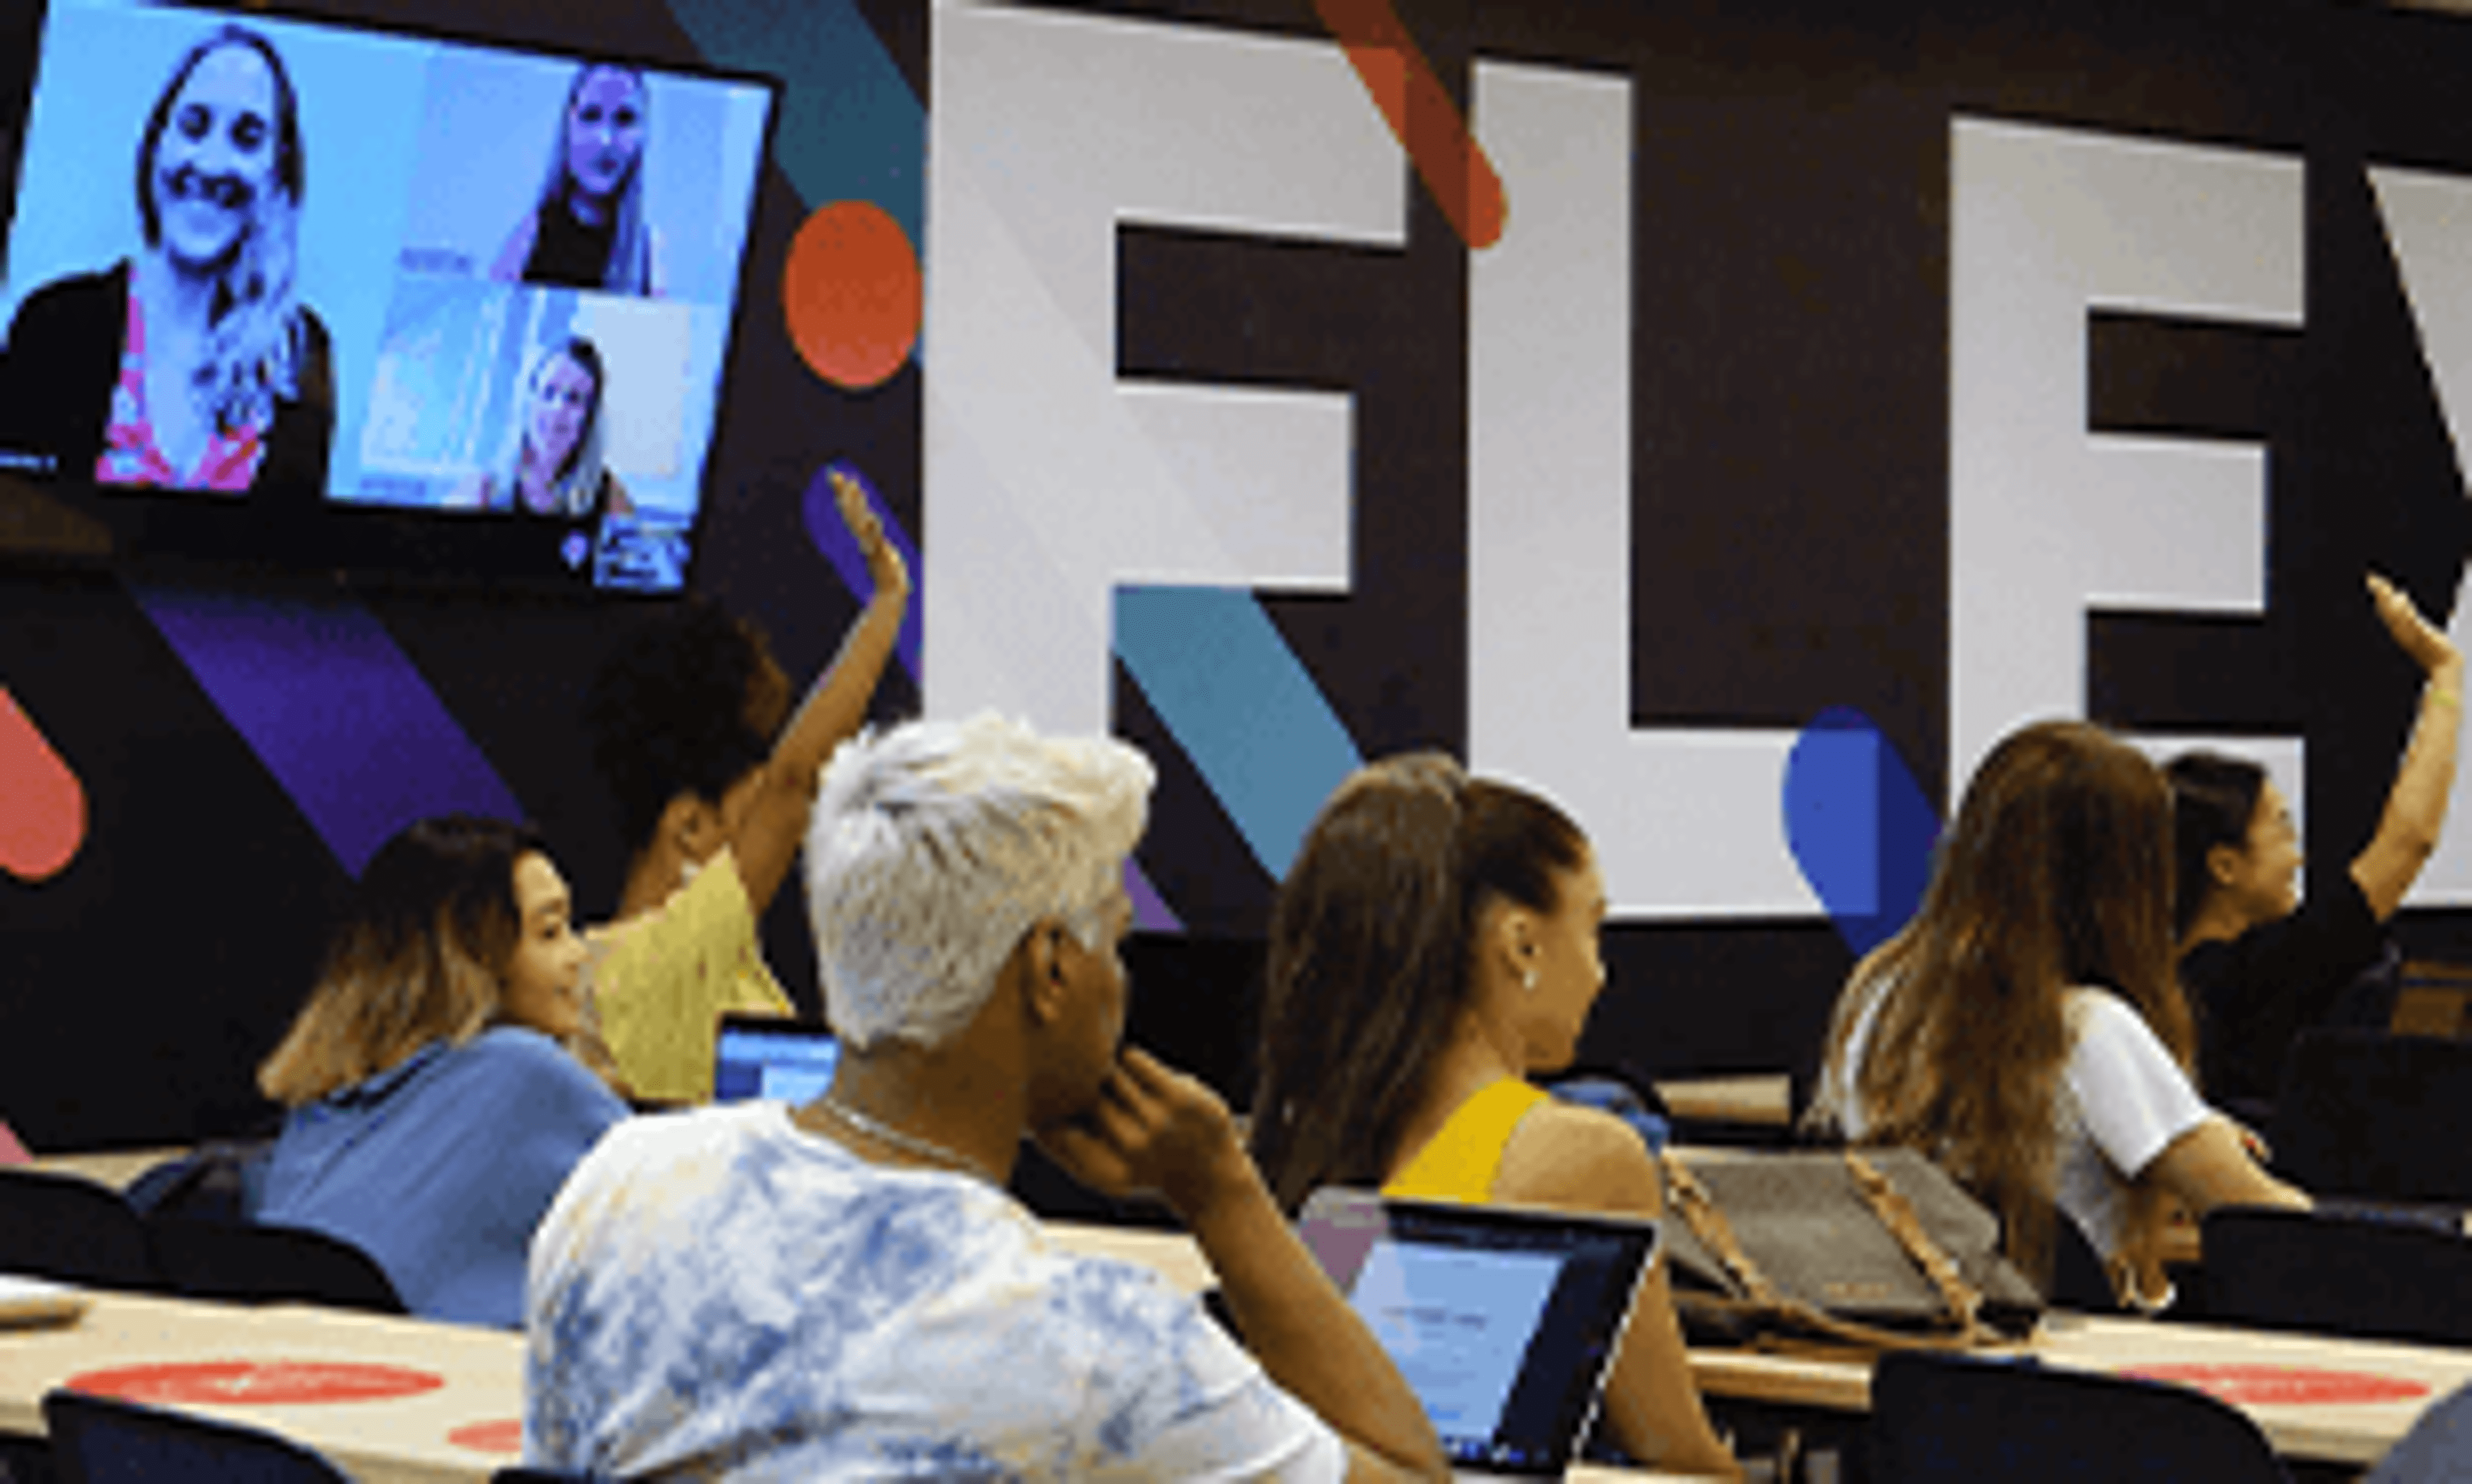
[
  {"xmin": 1115, "ymin": 586, "xmax": 1363, "ymax": 880},
  {"xmin": 660, "ymin": 0, "xmax": 922, "ymax": 245}
]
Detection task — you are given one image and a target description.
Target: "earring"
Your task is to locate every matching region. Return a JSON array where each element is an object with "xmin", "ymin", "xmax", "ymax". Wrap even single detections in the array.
[{"xmin": 1521, "ymin": 967, "xmax": 1538, "ymax": 993}]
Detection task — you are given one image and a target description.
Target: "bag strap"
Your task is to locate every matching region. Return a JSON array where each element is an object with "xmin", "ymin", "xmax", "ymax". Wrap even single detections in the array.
[
  {"xmin": 1657, "ymin": 1148, "xmax": 2008, "ymax": 1354},
  {"xmin": 1841, "ymin": 1150, "xmax": 1999, "ymax": 1346},
  {"xmin": 1657, "ymin": 1149, "xmax": 1783, "ymax": 1307}
]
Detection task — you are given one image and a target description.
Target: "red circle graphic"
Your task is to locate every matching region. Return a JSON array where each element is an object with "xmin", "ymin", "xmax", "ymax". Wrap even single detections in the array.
[{"xmin": 782, "ymin": 200, "xmax": 921, "ymax": 391}]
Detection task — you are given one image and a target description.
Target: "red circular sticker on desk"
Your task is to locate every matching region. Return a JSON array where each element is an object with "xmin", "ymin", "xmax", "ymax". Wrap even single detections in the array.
[
  {"xmin": 68, "ymin": 1361, "xmax": 445, "ymax": 1406},
  {"xmin": 448, "ymin": 1418, "xmax": 524, "ymax": 1454},
  {"xmin": 2125, "ymin": 1364, "xmax": 2431, "ymax": 1407}
]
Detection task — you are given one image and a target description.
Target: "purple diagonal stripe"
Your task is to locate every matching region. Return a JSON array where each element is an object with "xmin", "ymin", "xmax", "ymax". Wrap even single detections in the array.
[
  {"xmin": 1125, "ymin": 857, "xmax": 1182, "ymax": 933},
  {"xmin": 128, "ymin": 582, "xmax": 523, "ymax": 876}
]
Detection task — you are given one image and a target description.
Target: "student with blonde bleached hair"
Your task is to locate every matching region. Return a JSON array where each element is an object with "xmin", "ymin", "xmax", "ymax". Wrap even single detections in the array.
[{"xmin": 527, "ymin": 714, "xmax": 1448, "ymax": 1481}]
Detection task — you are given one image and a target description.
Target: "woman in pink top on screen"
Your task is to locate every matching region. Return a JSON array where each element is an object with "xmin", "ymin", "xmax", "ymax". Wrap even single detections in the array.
[
  {"xmin": 1248, "ymin": 754, "xmax": 1738, "ymax": 1478},
  {"xmin": 0, "ymin": 24, "xmax": 332, "ymax": 497}
]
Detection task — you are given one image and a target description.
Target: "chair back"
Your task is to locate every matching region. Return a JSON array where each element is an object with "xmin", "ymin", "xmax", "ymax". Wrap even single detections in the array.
[
  {"xmin": 2368, "ymin": 1380, "xmax": 2472, "ymax": 1483},
  {"xmin": 2203, "ymin": 1205, "xmax": 2472, "ymax": 1348},
  {"xmin": 42, "ymin": 1389, "xmax": 351, "ymax": 1484},
  {"xmin": 124, "ymin": 1138, "xmax": 273, "ymax": 1224},
  {"xmin": 145, "ymin": 1216, "xmax": 404, "ymax": 1314},
  {"xmin": 0, "ymin": 1171, "xmax": 158, "ymax": 1291},
  {"xmin": 1868, "ymin": 1349, "xmax": 2289, "ymax": 1483},
  {"xmin": 2047, "ymin": 1213, "xmax": 2121, "ymax": 1310},
  {"xmin": 2269, "ymin": 1030, "xmax": 2472, "ymax": 1201}
]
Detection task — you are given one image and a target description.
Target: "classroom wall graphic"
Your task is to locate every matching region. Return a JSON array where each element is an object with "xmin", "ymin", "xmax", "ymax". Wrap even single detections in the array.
[{"xmin": 10, "ymin": 0, "xmax": 2472, "ymax": 1145}]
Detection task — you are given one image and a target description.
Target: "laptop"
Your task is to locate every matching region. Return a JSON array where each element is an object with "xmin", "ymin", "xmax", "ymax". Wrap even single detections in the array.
[
  {"xmin": 711, "ymin": 1014, "xmax": 841, "ymax": 1106},
  {"xmin": 2314, "ymin": 1195, "xmax": 2472, "ymax": 1238},
  {"xmin": 1297, "ymin": 1187, "xmax": 1659, "ymax": 1481}
]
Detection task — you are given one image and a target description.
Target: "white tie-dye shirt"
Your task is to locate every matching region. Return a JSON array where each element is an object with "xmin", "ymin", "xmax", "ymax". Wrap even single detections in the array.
[{"xmin": 525, "ymin": 1102, "xmax": 1345, "ymax": 1482}]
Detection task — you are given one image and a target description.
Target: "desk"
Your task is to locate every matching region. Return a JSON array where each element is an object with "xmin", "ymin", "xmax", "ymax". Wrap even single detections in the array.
[
  {"xmin": 1690, "ymin": 1310, "xmax": 2472, "ymax": 1469},
  {"xmin": 1, "ymin": 1252, "xmax": 1721, "ymax": 1484},
  {"xmin": 1651, "ymin": 1076, "xmax": 1793, "ymax": 1131},
  {"xmin": 1036, "ymin": 1225, "xmax": 1727, "ymax": 1479},
  {"xmin": 1048, "ymin": 1223, "xmax": 2472, "ymax": 1470},
  {"xmin": 0, "ymin": 1291, "xmax": 521, "ymax": 1483},
  {"xmin": 21, "ymin": 1147, "xmax": 184, "ymax": 1193}
]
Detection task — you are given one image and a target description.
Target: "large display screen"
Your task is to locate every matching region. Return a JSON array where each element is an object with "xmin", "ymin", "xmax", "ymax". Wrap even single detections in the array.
[{"xmin": 0, "ymin": 0, "xmax": 776, "ymax": 593}]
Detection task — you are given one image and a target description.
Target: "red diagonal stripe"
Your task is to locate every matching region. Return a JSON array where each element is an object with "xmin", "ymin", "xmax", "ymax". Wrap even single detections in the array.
[
  {"xmin": 1312, "ymin": 0, "xmax": 1506, "ymax": 250},
  {"xmin": 0, "ymin": 687, "xmax": 85, "ymax": 883}
]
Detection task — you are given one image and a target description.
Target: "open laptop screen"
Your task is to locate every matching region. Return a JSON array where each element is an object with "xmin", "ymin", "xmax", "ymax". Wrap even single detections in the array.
[
  {"xmin": 1297, "ymin": 1188, "xmax": 1657, "ymax": 1478},
  {"xmin": 711, "ymin": 1015, "xmax": 839, "ymax": 1106}
]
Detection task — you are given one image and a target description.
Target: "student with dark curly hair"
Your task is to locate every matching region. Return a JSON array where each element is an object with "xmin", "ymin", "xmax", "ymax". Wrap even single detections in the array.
[{"xmin": 579, "ymin": 470, "xmax": 906, "ymax": 1102}]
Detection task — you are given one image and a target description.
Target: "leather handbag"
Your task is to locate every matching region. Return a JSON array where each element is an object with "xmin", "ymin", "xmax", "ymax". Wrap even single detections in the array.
[{"xmin": 1656, "ymin": 1145, "xmax": 2045, "ymax": 1351}]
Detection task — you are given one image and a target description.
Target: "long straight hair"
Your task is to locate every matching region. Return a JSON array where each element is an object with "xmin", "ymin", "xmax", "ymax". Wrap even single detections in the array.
[
  {"xmin": 530, "ymin": 62, "xmax": 653, "ymax": 295},
  {"xmin": 258, "ymin": 816, "xmax": 543, "ymax": 1106},
  {"xmin": 1812, "ymin": 719, "xmax": 2191, "ymax": 1278},
  {"xmin": 1248, "ymin": 753, "xmax": 1587, "ymax": 1214},
  {"xmin": 136, "ymin": 24, "xmax": 308, "ymax": 434}
]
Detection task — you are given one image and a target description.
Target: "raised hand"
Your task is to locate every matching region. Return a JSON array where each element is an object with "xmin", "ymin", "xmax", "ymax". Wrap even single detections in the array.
[
  {"xmin": 832, "ymin": 467, "xmax": 911, "ymax": 603},
  {"xmin": 2367, "ymin": 571, "xmax": 2458, "ymax": 676}
]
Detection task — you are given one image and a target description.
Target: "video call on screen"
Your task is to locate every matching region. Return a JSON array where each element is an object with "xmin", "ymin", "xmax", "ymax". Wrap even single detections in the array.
[{"xmin": 0, "ymin": 1, "xmax": 773, "ymax": 593}]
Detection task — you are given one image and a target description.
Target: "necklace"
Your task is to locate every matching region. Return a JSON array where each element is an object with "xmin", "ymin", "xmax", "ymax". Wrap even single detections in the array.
[{"xmin": 810, "ymin": 1095, "xmax": 997, "ymax": 1184}]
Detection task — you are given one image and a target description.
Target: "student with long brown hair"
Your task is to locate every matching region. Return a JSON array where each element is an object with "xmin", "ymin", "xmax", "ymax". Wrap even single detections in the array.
[
  {"xmin": 1808, "ymin": 719, "xmax": 2307, "ymax": 1311},
  {"xmin": 1249, "ymin": 754, "xmax": 1737, "ymax": 1478}
]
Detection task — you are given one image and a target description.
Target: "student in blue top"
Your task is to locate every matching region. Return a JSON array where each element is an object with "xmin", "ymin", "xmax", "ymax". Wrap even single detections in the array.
[{"xmin": 256, "ymin": 815, "xmax": 626, "ymax": 1327}]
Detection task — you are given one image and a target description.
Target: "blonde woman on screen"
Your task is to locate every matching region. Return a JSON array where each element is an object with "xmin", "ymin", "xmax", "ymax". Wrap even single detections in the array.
[
  {"xmin": 0, "ymin": 24, "xmax": 332, "ymax": 496},
  {"xmin": 449, "ymin": 336, "xmax": 633, "ymax": 521},
  {"xmin": 491, "ymin": 62, "xmax": 664, "ymax": 295}
]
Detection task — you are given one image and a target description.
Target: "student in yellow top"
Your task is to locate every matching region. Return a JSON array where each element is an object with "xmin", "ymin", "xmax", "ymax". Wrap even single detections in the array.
[
  {"xmin": 1248, "ymin": 753, "xmax": 1738, "ymax": 1479},
  {"xmin": 578, "ymin": 470, "xmax": 908, "ymax": 1102}
]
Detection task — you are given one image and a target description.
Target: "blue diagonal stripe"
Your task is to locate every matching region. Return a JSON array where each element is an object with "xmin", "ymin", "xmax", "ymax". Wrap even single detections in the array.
[
  {"xmin": 660, "ymin": 0, "xmax": 922, "ymax": 245},
  {"xmin": 1783, "ymin": 705, "xmax": 1939, "ymax": 958},
  {"xmin": 1115, "ymin": 586, "xmax": 1362, "ymax": 880}
]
